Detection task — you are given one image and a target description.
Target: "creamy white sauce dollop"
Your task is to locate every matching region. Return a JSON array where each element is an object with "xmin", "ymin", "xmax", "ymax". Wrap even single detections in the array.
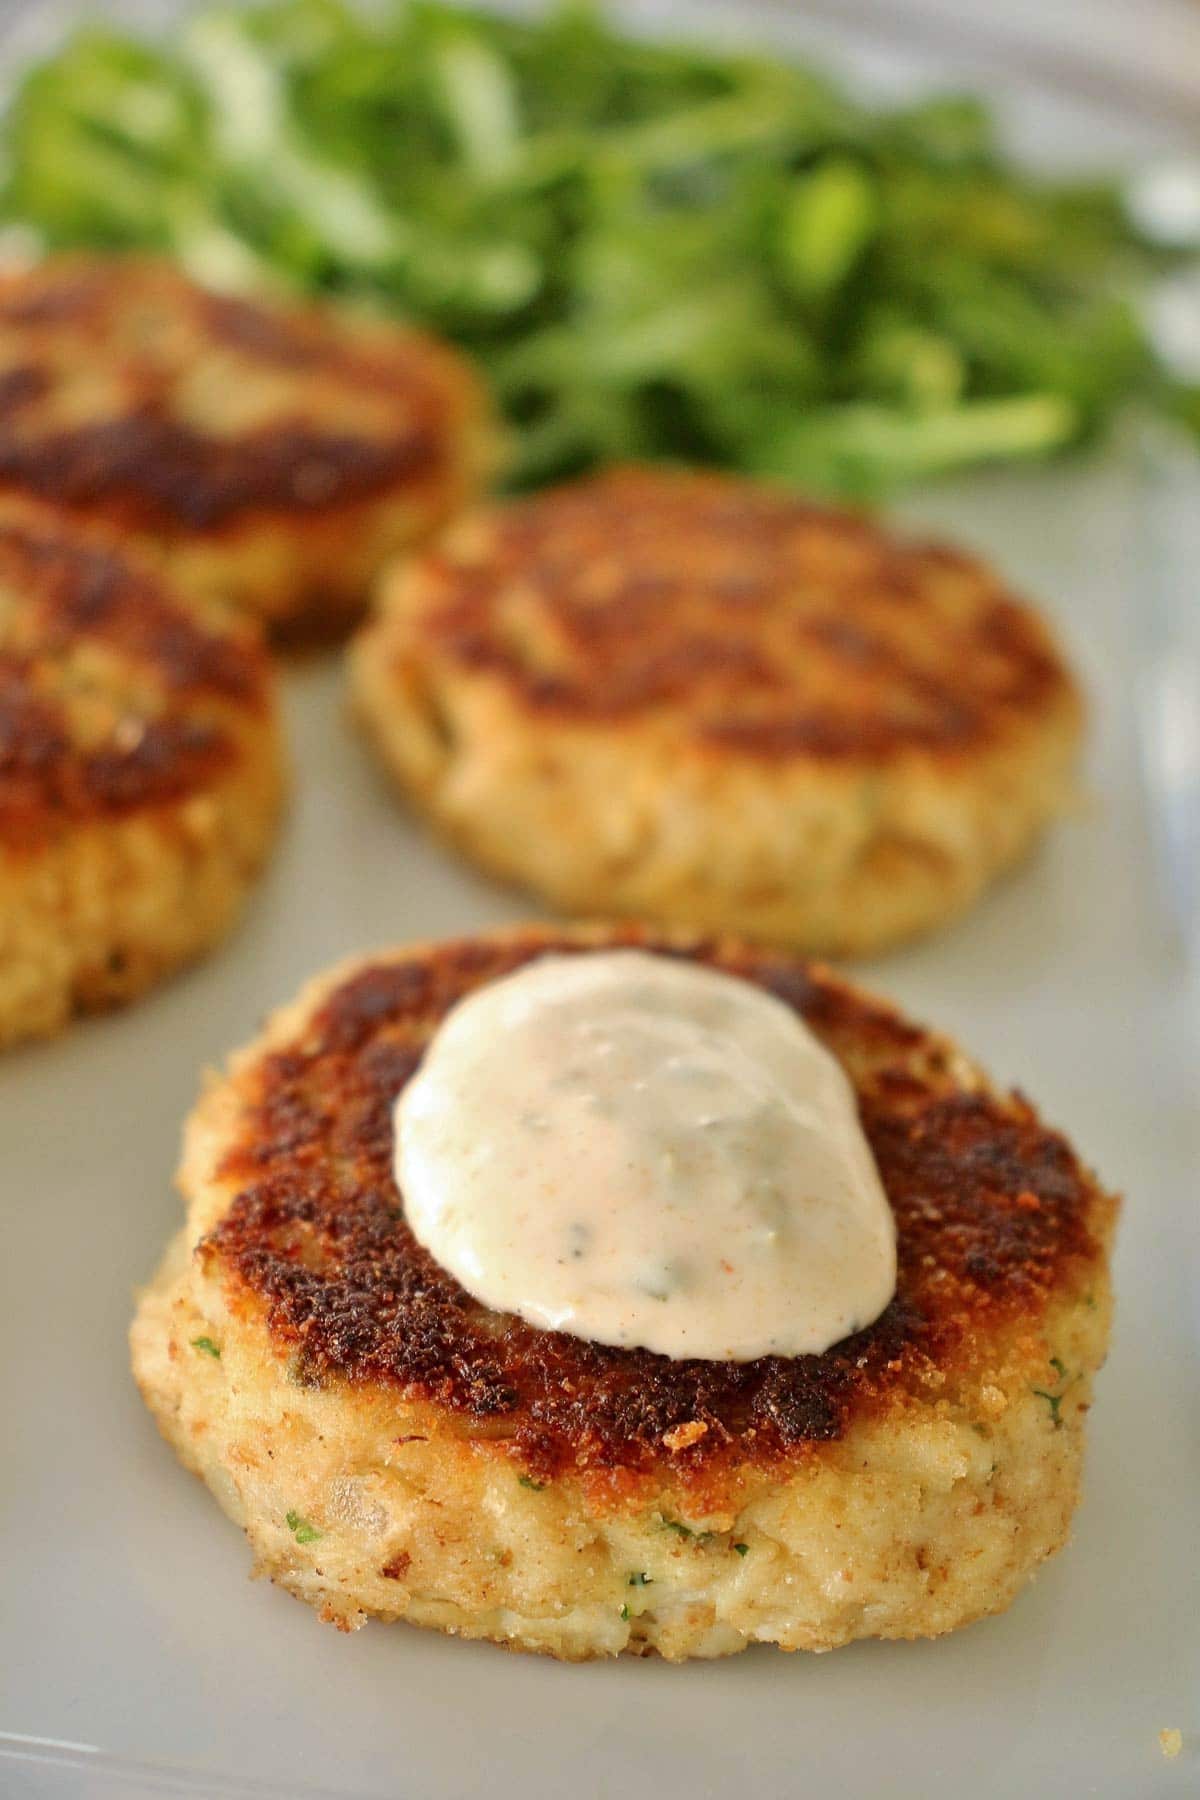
[{"xmin": 394, "ymin": 950, "xmax": 896, "ymax": 1361}]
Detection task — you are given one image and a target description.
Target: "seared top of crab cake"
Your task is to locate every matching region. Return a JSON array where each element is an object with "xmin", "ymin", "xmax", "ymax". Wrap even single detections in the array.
[
  {"xmin": 0, "ymin": 255, "xmax": 482, "ymax": 534},
  {"xmin": 0, "ymin": 494, "xmax": 275, "ymax": 854},
  {"xmin": 368, "ymin": 465, "xmax": 1079, "ymax": 765},
  {"xmin": 0, "ymin": 256, "xmax": 496, "ymax": 635}
]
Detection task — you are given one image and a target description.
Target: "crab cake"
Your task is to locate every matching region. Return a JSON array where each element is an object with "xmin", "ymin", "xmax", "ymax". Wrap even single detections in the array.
[
  {"xmin": 351, "ymin": 467, "xmax": 1083, "ymax": 954},
  {"xmin": 0, "ymin": 498, "xmax": 285, "ymax": 1048},
  {"xmin": 131, "ymin": 923, "xmax": 1116, "ymax": 1661},
  {"xmin": 0, "ymin": 256, "xmax": 496, "ymax": 639}
]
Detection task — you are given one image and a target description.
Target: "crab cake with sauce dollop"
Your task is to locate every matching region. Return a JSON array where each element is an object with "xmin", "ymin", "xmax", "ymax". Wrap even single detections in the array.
[
  {"xmin": 0, "ymin": 256, "xmax": 496, "ymax": 639},
  {"xmin": 131, "ymin": 922, "xmax": 1116, "ymax": 1661},
  {"xmin": 352, "ymin": 467, "xmax": 1083, "ymax": 954},
  {"xmin": 0, "ymin": 498, "xmax": 285, "ymax": 1048}
]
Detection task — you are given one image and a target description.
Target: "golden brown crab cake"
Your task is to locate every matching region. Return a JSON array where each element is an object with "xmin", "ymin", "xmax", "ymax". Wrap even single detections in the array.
[
  {"xmin": 0, "ymin": 497, "xmax": 285, "ymax": 1048},
  {"xmin": 0, "ymin": 256, "xmax": 497, "ymax": 640},
  {"xmin": 351, "ymin": 467, "xmax": 1083, "ymax": 954},
  {"xmin": 131, "ymin": 923, "xmax": 1116, "ymax": 1661}
]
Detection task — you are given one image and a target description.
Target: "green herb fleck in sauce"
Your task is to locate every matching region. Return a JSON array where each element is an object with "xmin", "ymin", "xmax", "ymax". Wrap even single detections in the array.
[
  {"xmin": 518, "ymin": 1475, "xmax": 546, "ymax": 1492},
  {"xmin": 628, "ymin": 1571, "xmax": 653, "ymax": 1587},
  {"xmin": 190, "ymin": 1336, "xmax": 220, "ymax": 1359},
  {"xmin": 734, "ymin": 1543, "xmax": 750, "ymax": 1557}
]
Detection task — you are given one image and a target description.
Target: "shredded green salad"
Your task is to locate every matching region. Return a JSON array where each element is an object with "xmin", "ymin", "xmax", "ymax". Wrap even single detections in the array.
[{"xmin": 2, "ymin": 0, "xmax": 1192, "ymax": 493}]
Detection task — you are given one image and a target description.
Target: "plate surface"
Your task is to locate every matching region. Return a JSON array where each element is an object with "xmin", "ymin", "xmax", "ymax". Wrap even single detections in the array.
[{"xmin": 2, "ymin": 8, "xmax": 1199, "ymax": 1799}]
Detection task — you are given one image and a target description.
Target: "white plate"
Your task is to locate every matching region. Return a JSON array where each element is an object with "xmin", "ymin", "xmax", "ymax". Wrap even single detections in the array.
[{"xmin": 2, "ymin": 10, "xmax": 1199, "ymax": 1799}]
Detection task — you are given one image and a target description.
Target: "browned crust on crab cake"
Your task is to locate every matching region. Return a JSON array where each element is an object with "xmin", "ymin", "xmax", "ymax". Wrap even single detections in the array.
[
  {"xmin": 0, "ymin": 496, "xmax": 285, "ymax": 1046},
  {"xmin": 131, "ymin": 924, "xmax": 1116, "ymax": 1659},
  {"xmin": 351, "ymin": 467, "xmax": 1084, "ymax": 953},
  {"xmin": 0, "ymin": 256, "xmax": 498, "ymax": 638}
]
